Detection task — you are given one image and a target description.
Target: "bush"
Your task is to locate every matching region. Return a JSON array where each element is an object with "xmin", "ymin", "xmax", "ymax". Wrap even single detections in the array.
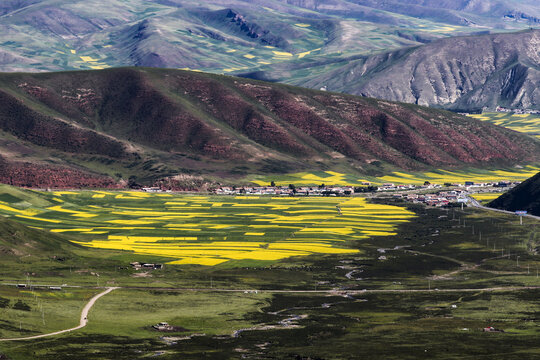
[
  {"xmin": 0, "ymin": 297, "xmax": 9, "ymax": 308},
  {"xmin": 13, "ymin": 300, "xmax": 31, "ymax": 311}
]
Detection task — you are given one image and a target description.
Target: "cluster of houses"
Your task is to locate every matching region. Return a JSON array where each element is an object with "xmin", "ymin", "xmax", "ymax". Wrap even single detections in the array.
[
  {"xmin": 397, "ymin": 190, "xmax": 468, "ymax": 207},
  {"xmin": 215, "ymin": 185, "xmax": 356, "ymax": 196},
  {"xmin": 495, "ymin": 106, "xmax": 540, "ymax": 115},
  {"xmin": 130, "ymin": 262, "xmax": 163, "ymax": 270},
  {"xmin": 142, "ymin": 187, "xmax": 170, "ymax": 193},
  {"xmin": 213, "ymin": 180, "xmax": 516, "ymax": 197}
]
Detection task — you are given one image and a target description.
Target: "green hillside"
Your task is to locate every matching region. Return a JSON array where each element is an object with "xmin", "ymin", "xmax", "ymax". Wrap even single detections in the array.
[{"xmin": 0, "ymin": 0, "xmax": 536, "ymax": 74}]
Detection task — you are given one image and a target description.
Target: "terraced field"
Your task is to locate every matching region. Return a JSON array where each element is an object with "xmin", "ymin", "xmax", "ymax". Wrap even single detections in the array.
[
  {"xmin": 251, "ymin": 166, "xmax": 540, "ymax": 187},
  {"xmin": 468, "ymin": 113, "xmax": 540, "ymax": 140},
  {"xmin": 0, "ymin": 189, "xmax": 414, "ymax": 266}
]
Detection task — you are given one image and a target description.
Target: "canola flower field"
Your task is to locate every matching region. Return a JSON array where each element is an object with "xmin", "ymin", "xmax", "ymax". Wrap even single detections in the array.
[
  {"xmin": 468, "ymin": 112, "xmax": 540, "ymax": 140},
  {"xmin": 470, "ymin": 193, "xmax": 503, "ymax": 202},
  {"xmin": 0, "ymin": 190, "xmax": 415, "ymax": 266},
  {"xmin": 250, "ymin": 166, "xmax": 540, "ymax": 187}
]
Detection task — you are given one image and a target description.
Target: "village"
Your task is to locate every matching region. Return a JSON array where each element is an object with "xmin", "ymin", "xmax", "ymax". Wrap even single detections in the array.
[{"xmin": 209, "ymin": 180, "xmax": 518, "ymax": 206}]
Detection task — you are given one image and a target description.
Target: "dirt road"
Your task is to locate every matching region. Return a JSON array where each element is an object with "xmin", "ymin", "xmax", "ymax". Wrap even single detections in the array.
[{"xmin": 0, "ymin": 287, "xmax": 118, "ymax": 342}]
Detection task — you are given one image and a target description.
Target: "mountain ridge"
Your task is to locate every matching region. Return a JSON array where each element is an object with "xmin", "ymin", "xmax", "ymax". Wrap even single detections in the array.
[
  {"xmin": 0, "ymin": 67, "xmax": 538, "ymax": 188},
  {"xmin": 250, "ymin": 29, "xmax": 540, "ymax": 112},
  {"xmin": 0, "ymin": 0, "xmax": 538, "ymax": 75}
]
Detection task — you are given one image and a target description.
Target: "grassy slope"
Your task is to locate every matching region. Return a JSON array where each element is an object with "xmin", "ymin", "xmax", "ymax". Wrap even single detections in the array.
[
  {"xmin": 489, "ymin": 171, "xmax": 540, "ymax": 215},
  {"xmin": 0, "ymin": 0, "xmax": 535, "ymax": 75}
]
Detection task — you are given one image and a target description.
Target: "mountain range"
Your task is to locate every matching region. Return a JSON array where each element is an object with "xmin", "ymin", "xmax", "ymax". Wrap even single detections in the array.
[
  {"xmin": 0, "ymin": 0, "xmax": 537, "ymax": 73},
  {"xmin": 0, "ymin": 67, "xmax": 538, "ymax": 188},
  {"xmin": 0, "ymin": 1, "xmax": 538, "ymax": 111},
  {"xmin": 244, "ymin": 29, "xmax": 540, "ymax": 112}
]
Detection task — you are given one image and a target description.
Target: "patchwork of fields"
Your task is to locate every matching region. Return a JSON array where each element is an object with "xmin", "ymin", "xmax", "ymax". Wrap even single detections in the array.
[
  {"xmin": 250, "ymin": 166, "xmax": 540, "ymax": 187},
  {"xmin": 468, "ymin": 112, "xmax": 540, "ymax": 140},
  {"xmin": 0, "ymin": 190, "xmax": 414, "ymax": 266}
]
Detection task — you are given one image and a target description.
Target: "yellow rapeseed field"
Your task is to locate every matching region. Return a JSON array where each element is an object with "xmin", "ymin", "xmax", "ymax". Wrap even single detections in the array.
[{"xmin": 1, "ymin": 191, "xmax": 416, "ymax": 266}]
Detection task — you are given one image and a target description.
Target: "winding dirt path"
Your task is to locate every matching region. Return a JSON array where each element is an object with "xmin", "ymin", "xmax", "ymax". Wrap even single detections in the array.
[{"xmin": 0, "ymin": 287, "xmax": 118, "ymax": 342}]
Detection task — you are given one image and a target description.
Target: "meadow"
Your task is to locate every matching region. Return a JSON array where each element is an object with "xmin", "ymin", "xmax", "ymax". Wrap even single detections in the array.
[
  {"xmin": 1, "ymin": 199, "xmax": 539, "ymax": 359},
  {"xmin": 0, "ymin": 187, "xmax": 415, "ymax": 267}
]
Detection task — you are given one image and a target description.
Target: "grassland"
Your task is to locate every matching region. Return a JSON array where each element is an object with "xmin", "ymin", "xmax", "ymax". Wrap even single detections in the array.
[
  {"xmin": 250, "ymin": 166, "xmax": 540, "ymax": 187},
  {"xmin": 0, "ymin": 185, "xmax": 539, "ymax": 359},
  {"xmin": 468, "ymin": 112, "xmax": 540, "ymax": 140}
]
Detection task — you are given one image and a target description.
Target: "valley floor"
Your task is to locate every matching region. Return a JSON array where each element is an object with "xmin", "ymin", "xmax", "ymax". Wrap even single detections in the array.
[{"xmin": 0, "ymin": 190, "xmax": 538, "ymax": 359}]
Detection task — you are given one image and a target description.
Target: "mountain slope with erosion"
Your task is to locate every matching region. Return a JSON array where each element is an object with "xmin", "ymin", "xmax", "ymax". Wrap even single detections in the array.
[
  {"xmin": 0, "ymin": 68, "xmax": 538, "ymax": 188},
  {"xmin": 257, "ymin": 30, "xmax": 540, "ymax": 112},
  {"xmin": 0, "ymin": 0, "xmax": 538, "ymax": 74}
]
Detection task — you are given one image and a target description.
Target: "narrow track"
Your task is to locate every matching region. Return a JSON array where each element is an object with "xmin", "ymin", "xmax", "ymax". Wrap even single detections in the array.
[{"xmin": 0, "ymin": 287, "xmax": 118, "ymax": 342}]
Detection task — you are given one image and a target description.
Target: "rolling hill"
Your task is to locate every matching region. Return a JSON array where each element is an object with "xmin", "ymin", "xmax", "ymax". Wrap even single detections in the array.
[
  {"xmin": 489, "ymin": 171, "xmax": 540, "ymax": 216},
  {"xmin": 0, "ymin": 0, "xmax": 537, "ymax": 75},
  {"xmin": 250, "ymin": 29, "xmax": 540, "ymax": 112},
  {"xmin": 0, "ymin": 67, "xmax": 539, "ymax": 188}
]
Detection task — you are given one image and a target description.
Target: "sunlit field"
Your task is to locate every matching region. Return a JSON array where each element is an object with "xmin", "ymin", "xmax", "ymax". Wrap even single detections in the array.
[
  {"xmin": 468, "ymin": 112, "xmax": 540, "ymax": 140},
  {"xmin": 250, "ymin": 166, "xmax": 540, "ymax": 187},
  {"xmin": 0, "ymin": 190, "xmax": 414, "ymax": 266},
  {"xmin": 470, "ymin": 193, "xmax": 503, "ymax": 201},
  {"xmin": 470, "ymin": 192, "xmax": 504, "ymax": 205}
]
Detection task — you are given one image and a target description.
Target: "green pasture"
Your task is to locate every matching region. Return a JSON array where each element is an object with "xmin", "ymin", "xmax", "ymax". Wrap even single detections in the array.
[
  {"xmin": 0, "ymin": 185, "xmax": 539, "ymax": 359},
  {"xmin": 0, "ymin": 287, "xmax": 98, "ymax": 339}
]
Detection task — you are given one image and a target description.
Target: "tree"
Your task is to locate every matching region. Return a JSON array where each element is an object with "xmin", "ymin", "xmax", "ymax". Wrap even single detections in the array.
[
  {"xmin": 270, "ymin": 181, "xmax": 276, "ymax": 187},
  {"xmin": 424, "ymin": 181, "xmax": 431, "ymax": 186}
]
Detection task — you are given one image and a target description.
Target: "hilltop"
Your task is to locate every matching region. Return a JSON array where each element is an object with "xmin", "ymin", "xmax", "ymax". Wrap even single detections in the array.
[
  {"xmin": 489, "ymin": 171, "xmax": 540, "ymax": 216},
  {"xmin": 0, "ymin": 67, "xmax": 539, "ymax": 188}
]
